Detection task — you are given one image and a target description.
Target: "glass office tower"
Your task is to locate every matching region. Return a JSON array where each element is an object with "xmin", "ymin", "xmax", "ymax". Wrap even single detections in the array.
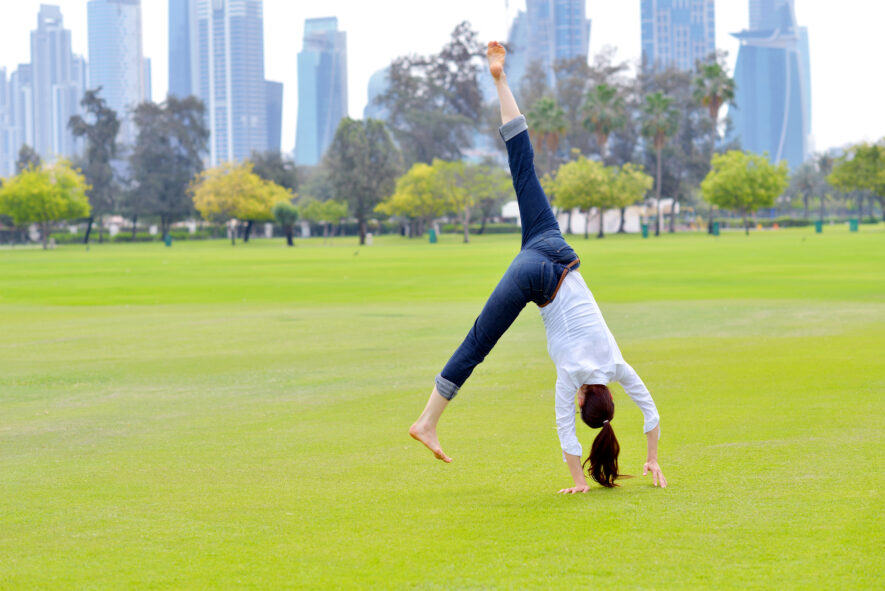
[
  {"xmin": 88, "ymin": 0, "xmax": 145, "ymax": 146},
  {"xmin": 295, "ymin": 17, "xmax": 347, "ymax": 166},
  {"xmin": 506, "ymin": 0, "xmax": 591, "ymax": 87},
  {"xmin": 640, "ymin": 0, "xmax": 716, "ymax": 71},
  {"xmin": 31, "ymin": 4, "xmax": 83, "ymax": 158},
  {"xmin": 194, "ymin": 0, "xmax": 268, "ymax": 165}
]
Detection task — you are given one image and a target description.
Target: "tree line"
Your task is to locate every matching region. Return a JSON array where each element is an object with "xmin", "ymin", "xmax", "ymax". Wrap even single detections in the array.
[{"xmin": 1, "ymin": 22, "xmax": 882, "ymax": 249}]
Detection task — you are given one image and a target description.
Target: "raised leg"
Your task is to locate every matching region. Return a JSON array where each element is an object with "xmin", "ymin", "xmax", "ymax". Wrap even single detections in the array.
[{"xmin": 488, "ymin": 41, "xmax": 560, "ymax": 247}]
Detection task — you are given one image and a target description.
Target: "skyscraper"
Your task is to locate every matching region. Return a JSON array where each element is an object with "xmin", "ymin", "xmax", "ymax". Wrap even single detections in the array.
[
  {"xmin": 505, "ymin": 0, "xmax": 591, "ymax": 87},
  {"xmin": 0, "ymin": 68, "xmax": 12, "ymax": 177},
  {"xmin": 168, "ymin": 0, "xmax": 195, "ymax": 98},
  {"xmin": 362, "ymin": 67, "xmax": 389, "ymax": 121},
  {"xmin": 9, "ymin": 65, "xmax": 35, "ymax": 162},
  {"xmin": 729, "ymin": 0, "xmax": 811, "ymax": 170},
  {"xmin": 88, "ymin": 0, "xmax": 146, "ymax": 145},
  {"xmin": 30, "ymin": 4, "xmax": 83, "ymax": 159},
  {"xmin": 193, "ymin": 0, "xmax": 268, "ymax": 165},
  {"xmin": 295, "ymin": 17, "xmax": 348, "ymax": 166},
  {"xmin": 265, "ymin": 80, "xmax": 283, "ymax": 153},
  {"xmin": 640, "ymin": 0, "xmax": 716, "ymax": 71}
]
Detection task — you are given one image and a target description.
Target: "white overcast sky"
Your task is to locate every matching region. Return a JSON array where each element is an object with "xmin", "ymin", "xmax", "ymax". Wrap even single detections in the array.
[{"xmin": 1, "ymin": 0, "xmax": 882, "ymax": 154}]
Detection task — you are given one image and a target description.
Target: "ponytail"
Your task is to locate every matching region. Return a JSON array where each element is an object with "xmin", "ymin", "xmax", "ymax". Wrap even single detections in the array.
[
  {"xmin": 583, "ymin": 421, "xmax": 620, "ymax": 487},
  {"xmin": 578, "ymin": 384, "xmax": 621, "ymax": 487}
]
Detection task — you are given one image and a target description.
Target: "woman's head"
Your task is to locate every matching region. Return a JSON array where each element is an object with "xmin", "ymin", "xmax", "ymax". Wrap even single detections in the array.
[{"xmin": 579, "ymin": 384, "xmax": 620, "ymax": 487}]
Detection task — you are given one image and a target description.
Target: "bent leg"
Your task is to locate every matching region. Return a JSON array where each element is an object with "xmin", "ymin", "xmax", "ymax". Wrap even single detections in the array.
[{"xmin": 436, "ymin": 256, "xmax": 534, "ymax": 398}]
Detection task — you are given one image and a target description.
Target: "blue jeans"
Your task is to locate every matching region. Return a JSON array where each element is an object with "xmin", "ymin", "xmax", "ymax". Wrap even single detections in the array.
[{"xmin": 436, "ymin": 120, "xmax": 580, "ymax": 399}]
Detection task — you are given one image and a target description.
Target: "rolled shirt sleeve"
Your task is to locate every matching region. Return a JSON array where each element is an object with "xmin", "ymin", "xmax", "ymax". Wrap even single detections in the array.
[
  {"xmin": 616, "ymin": 363, "xmax": 660, "ymax": 434},
  {"xmin": 554, "ymin": 372, "xmax": 582, "ymax": 459}
]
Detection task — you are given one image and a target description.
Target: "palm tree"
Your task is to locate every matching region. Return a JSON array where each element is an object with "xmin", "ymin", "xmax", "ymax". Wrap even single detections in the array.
[
  {"xmin": 693, "ymin": 61, "xmax": 735, "ymax": 233},
  {"xmin": 527, "ymin": 96, "xmax": 568, "ymax": 175},
  {"xmin": 789, "ymin": 161, "xmax": 819, "ymax": 218},
  {"xmin": 641, "ymin": 92, "xmax": 679, "ymax": 237},
  {"xmin": 583, "ymin": 83, "xmax": 627, "ymax": 232}
]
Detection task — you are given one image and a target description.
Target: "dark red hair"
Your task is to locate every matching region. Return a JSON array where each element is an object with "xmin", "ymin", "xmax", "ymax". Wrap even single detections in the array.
[{"xmin": 579, "ymin": 384, "xmax": 620, "ymax": 487}]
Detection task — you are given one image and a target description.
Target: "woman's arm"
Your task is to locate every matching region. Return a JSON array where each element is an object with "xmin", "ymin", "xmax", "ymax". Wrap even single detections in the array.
[
  {"xmin": 558, "ymin": 453, "xmax": 590, "ymax": 494},
  {"xmin": 643, "ymin": 425, "xmax": 667, "ymax": 487}
]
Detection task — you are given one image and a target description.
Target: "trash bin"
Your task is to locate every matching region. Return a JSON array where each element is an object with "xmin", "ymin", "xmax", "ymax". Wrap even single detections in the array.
[
  {"xmin": 164, "ymin": 233, "xmax": 172, "ymax": 247},
  {"xmin": 849, "ymin": 218, "xmax": 859, "ymax": 232},
  {"xmin": 814, "ymin": 220, "xmax": 823, "ymax": 233},
  {"xmin": 641, "ymin": 224, "xmax": 649, "ymax": 239},
  {"xmin": 712, "ymin": 221, "xmax": 720, "ymax": 236},
  {"xmin": 429, "ymin": 228, "xmax": 438, "ymax": 244}
]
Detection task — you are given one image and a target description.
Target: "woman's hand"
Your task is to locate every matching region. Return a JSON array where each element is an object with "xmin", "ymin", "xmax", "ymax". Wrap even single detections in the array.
[
  {"xmin": 643, "ymin": 460, "xmax": 668, "ymax": 488},
  {"xmin": 557, "ymin": 484, "xmax": 590, "ymax": 494}
]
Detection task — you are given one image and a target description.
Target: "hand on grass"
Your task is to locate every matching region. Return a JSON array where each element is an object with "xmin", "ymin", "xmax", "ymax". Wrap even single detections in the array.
[
  {"xmin": 643, "ymin": 460, "xmax": 668, "ymax": 488},
  {"xmin": 557, "ymin": 484, "xmax": 590, "ymax": 494}
]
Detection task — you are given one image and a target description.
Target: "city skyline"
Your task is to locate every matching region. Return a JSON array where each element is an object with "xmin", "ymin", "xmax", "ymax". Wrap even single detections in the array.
[{"xmin": 0, "ymin": 1, "xmax": 883, "ymax": 161}]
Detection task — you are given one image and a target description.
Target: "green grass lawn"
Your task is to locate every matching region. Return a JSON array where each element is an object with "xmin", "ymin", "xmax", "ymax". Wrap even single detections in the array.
[{"xmin": 1, "ymin": 227, "xmax": 883, "ymax": 589}]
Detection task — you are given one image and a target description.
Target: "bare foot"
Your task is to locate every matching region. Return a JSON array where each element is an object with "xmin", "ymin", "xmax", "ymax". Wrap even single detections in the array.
[
  {"xmin": 409, "ymin": 421, "xmax": 452, "ymax": 463},
  {"xmin": 487, "ymin": 41, "xmax": 506, "ymax": 80}
]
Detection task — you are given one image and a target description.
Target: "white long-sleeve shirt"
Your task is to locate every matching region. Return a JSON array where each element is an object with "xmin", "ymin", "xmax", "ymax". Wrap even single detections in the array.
[{"xmin": 539, "ymin": 271, "xmax": 660, "ymax": 458}]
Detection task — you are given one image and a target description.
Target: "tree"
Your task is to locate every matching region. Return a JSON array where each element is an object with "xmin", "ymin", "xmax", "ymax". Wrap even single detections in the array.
[
  {"xmin": 583, "ymin": 83, "xmax": 626, "ymax": 164},
  {"xmin": 375, "ymin": 162, "xmax": 447, "ymax": 237},
  {"xmin": 249, "ymin": 151, "xmax": 298, "ymax": 192},
  {"xmin": 611, "ymin": 163, "xmax": 654, "ymax": 237},
  {"xmin": 641, "ymin": 92, "xmax": 680, "ymax": 236},
  {"xmin": 15, "ymin": 145, "xmax": 41, "ymax": 174},
  {"xmin": 829, "ymin": 142, "xmax": 885, "ymax": 220},
  {"xmin": 788, "ymin": 161, "xmax": 823, "ymax": 219},
  {"xmin": 377, "ymin": 22, "xmax": 484, "ymax": 167},
  {"xmin": 0, "ymin": 160, "xmax": 91, "ymax": 249},
  {"xmin": 69, "ymin": 88, "xmax": 120, "ymax": 244},
  {"xmin": 128, "ymin": 96, "xmax": 209, "ymax": 241},
  {"xmin": 471, "ymin": 162, "xmax": 512, "ymax": 234},
  {"xmin": 324, "ymin": 118, "xmax": 402, "ymax": 245},
  {"xmin": 547, "ymin": 155, "xmax": 613, "ymax": 239},
  {"xmin": 433, "ymin": 160, "xmax": 474, "ymax": 243},
  {"xmin": 701, "ymin": 151, "xmax": 789, "ymax": 235},
  {"xmin": 301, "ymin": 199, "xmax": 349, "ymax": 242},
  {"xmin": 694, "ymin": 59, "xmax": 736, "ymax": 233},
  {"xmin": 190, "ymin": 162, "xmax": 291, "ymax": 245},
  {"xmin": 272, "ymin": 201, "xmax": 299, "ymax": 246},
  {"xmin": 527, "ymin": 96, "xmax": 568, "ymax": 175}
]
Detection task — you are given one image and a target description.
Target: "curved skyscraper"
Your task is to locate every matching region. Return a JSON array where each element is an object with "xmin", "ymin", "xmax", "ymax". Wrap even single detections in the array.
[{"xmin": 729, "ymin": 0, "xmax": 811, "ymax": 170}]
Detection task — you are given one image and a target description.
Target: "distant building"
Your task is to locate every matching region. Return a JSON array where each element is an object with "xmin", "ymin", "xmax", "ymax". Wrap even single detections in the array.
[
  {"xmin": 30, "ymin": 4, "xmax": 84, "ymax": 159},
  {"xmin": 362, "ymin": 67, "xmax": 389, "ymax": 121},
  {"xmin": 265, "ymin": 80, "xmax": 283, "ymax": 153},
  {"xmin": 506, "ymin": 0, "xmax": 591, "ymax": 87},
  {"xmin": 193, "ymin": 0, "xmax": 268, "ymax": 165},
  {"xmin": 143, "ymin": 58, "xmax": 152, "ymax": 102},
  {"xmin": 88, "ymin": 0, "xmax": 146, "ymax": 145},
  {"xmin": 640, "ymin": 0, "xmax": 716, "ymax": 71},
  {"xmin": 728, "ymin": 0, "xmax": 811, "ymax": 170},
  {"xmin": 0, "ymin": 68, "xmax": 12, "ymax": 177},
  {"xmin": 8, "ymin": 65, "xmax": 35, "ymax": 163},
  {"xmin": 168, "ymin": 0, "xmax": 194, "ymax": 98},
  {"xmin": 295, "ymin": 17, "xmax": 348, "ymax": 166}
]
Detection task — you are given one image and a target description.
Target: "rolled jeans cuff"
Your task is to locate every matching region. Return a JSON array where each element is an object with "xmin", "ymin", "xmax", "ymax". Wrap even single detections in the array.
[
  {"xmin": 499, "ymin": 114, "xmax": 528, "ymax": 142},
  {"xmin": 435, "ymin": 374, "xmax": 460, "ymax": 400}
]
